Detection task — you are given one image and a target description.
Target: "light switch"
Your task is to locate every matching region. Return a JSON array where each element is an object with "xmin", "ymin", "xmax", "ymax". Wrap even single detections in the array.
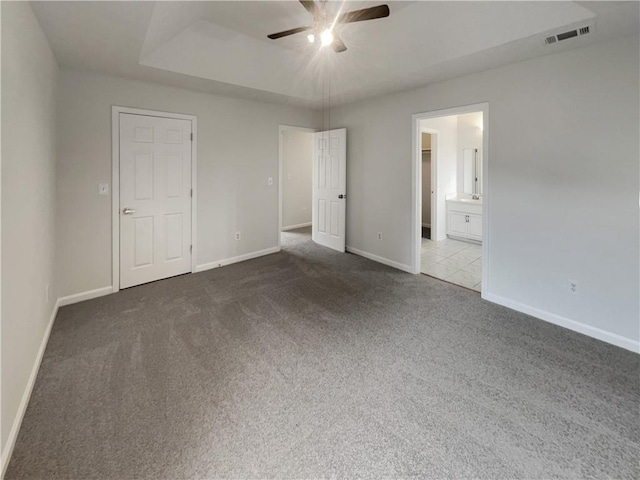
[
  {"xmin": 268, "ymin": 177, "xmax": 273, "ymax": 186},
  {"xmin": 99, "ymin": 183, "xmax": 109, "ymax": 195}
]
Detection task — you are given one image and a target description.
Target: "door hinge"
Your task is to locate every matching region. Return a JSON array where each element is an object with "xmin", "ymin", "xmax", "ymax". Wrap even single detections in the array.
[
  {"xmin": 190, "ymin": 188, "xmax": 193, "ymax": 197},
  {"xmin": 190, "ymin": 133, "xmax": 193, "ymax": 141},
  {"xmin": 190, "ymin": 245, "xmax": 193, "ymax": 253}
]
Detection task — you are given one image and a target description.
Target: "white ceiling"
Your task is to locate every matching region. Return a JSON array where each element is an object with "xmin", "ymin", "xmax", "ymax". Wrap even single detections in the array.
[{"xmin": 31, "ymin": 1, "xmax": 640, "ymax": 108}]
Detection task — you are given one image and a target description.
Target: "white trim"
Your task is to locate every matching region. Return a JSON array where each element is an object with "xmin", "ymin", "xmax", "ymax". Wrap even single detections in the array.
[
  {"xmin": 0, "ymin": 6, "xmax": 2, "ymax": 474},
  {"xmin": 58, "ymin": 286, "xmax": 113, "ymax": 307},
  {"xmin": 1, "ymin": 299, "xmax": 60, "ymax": 478},
  {"xmin": 195, "ymin": 247, "xmax": 281, "ymax": 273},
  {"xmin": 346, "ymin": 246, "xmax": 414, "ymax": 274},
  {"xmin": 111, "ymin": 106, "xmax": 198, "ymax": 293},
  {"xmin": 111, "ymin": 110, "xmax": 119, "ymax": 292},
  {"xmin": 191, "ymin": 118, "xmax": 198, "ymax": 275},
  {"xmin": 483, "ymin": 293, "xmax": 640, "ymax": 353},
  {"xmin": 421, "ymin": 223, "xmax": 431, "ymax": 228},
  {"xmin": 412, "ymin": 103, "xmax": 489, "ymax": 293},
  {"xmin": 281, "ymin": 222, "xmax": 312, "ymax": 231},
  {"xmin": 278, "ymin": 125, "xmax": 316, "ymax": 249}
]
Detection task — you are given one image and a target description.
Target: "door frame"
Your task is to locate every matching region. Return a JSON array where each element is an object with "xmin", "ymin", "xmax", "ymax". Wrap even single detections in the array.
[
  {"xmin": 278, "ymin": 124, "xmax": 316, "ymax": 249},
  {"xmin": 111, "ymin": 106, "xmax": 198, "ymax": 293},
  {"xmin": 411, "ymin": 102, "xmax": 489, "ymax": 295}
]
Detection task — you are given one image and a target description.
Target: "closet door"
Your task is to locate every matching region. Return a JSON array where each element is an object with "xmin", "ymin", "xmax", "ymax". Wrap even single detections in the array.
[{"xmin": 119, "ymin": 113, "xmax": 192, "ymax": 288}]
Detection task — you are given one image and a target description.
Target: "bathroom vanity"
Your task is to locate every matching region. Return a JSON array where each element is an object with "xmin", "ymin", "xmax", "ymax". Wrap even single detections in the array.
[{"xmin": 446, "ymin": 196, "xmax": 482, "ymax": 242}]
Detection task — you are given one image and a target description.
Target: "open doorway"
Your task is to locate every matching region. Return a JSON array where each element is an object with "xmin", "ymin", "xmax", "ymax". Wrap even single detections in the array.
[
  {"xmin": 278, "ymin": 125, "xmax": 315, "ymax": 246},
  {"xmin": 413, "ymin": 104, "xmax": 488, "ymax": 294}
]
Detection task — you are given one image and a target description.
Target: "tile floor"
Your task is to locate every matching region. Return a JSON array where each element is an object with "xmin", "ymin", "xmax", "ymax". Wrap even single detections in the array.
[{"xmin": 421, "ymin": 237, "xmax": 482, "ymax": 292}]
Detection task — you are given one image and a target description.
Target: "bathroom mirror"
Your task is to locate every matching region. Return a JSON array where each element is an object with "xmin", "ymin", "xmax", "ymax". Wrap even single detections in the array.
[{"xmin": 462, "ymin": 148, "xmax": 482, "ymax": 195}]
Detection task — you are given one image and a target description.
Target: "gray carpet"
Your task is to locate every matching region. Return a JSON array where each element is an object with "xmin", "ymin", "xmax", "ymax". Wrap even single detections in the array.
[{"xmin": 6, "ymin": 227, "xmax": 639, "ymax": 479}]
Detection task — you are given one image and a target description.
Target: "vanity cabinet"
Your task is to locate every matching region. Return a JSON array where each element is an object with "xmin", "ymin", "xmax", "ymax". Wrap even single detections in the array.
[{"xmin": 446, "ymin": 199, "xmax": 482, "ymax": 241}]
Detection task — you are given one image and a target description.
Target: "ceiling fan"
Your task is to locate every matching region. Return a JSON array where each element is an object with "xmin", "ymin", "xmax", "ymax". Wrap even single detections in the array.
[{"xmin": 267, "ymin": 1, "xmax": 390, "ymax": 53}]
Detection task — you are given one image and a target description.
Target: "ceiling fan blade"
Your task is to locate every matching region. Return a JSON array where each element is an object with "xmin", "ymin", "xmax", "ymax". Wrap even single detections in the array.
[
  {"xmin": 332, "ymin": 35, "xmax": 347, "ymax": 53},
  {"xmin": 299, "ymin": 0, "xmax": 319, "ymax": 17},
  {"xmin": 267, "ymin": 25, "xmax": 311, "ymax": 40},
  {"xmin": 337, "ymin": 4, "xmax": 390, "ymax": 24}
]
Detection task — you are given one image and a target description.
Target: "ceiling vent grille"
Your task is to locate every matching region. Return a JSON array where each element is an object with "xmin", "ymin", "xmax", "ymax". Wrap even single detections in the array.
[{"xmin": 543, "ymin": 23, "xmax": 593, "ymax": 46}]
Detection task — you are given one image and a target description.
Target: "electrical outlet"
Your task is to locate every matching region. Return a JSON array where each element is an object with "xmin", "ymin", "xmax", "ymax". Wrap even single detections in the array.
[
  {"xmin": 235, "ymin": 232, "xmax": 241, "ymax": 240},
  {"xmin": 287, "ymin": 174, "xmax": 293, "ymax": 180},
  {"xmin": 568, "ymin": 279, "xmax": 578, "ymax": 294},
  {"xmin": 268, "ymin": 177, "xmax": 273, "ymax": 186},
  {"xmin": 377, "ymin": 232, "xmax": 382, "ymax": 240},
  {"xmin": 98, "ymin": 183, "xmax": 109, "ymax": 195},
  {"xmin": 302, "ymin": 207, "xmax": 307, "ymax": 213}
]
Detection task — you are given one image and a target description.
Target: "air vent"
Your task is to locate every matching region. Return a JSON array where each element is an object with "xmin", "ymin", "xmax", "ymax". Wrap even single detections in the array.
[
  {"xmin": 557, "ymin": 29, "xmax": 578, "ymax": 41},
  {"xmin": 543, "ymin": 23, "xmax": 593, "ymax": 46}
]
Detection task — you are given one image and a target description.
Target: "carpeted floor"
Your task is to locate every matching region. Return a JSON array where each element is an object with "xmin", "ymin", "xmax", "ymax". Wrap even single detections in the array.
[{"xmin": 6, "ymin": 227, "xmax": 639, "ymax": 479}]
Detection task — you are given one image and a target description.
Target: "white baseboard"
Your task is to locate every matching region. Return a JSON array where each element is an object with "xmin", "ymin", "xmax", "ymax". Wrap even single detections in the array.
[
  {"xmin": 346, "ymin": 246, "xmax": 415, "ymax": 274},
  {"xmin": 195, "ymin": 246, "xmax": 281, "ymax": 273},
  {"xmin": 483, "ymin": 292, "xmax": 639, "ymax": 353},
  {"xmin": 1, "ymin": 299, "xmax": 60, "ymax": 478},
  {"xmin": 422, "ymin": 223, "xmax": 431, "ymax": 228},
  {"xmin": 58, "ymin": 286, "xmax": 113, "ymax": 307},
  {"xmin": 281, "ymin": 222, "xmax": 312, "ymax": 232}
]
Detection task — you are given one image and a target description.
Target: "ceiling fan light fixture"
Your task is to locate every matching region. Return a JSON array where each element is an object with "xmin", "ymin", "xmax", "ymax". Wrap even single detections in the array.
[
  {"xmin": 320, "ymin": 29, "xmax": 333, "ymax": 46},
  {"xmin": 267, "ymin": 2, "xmax": 391, "ymax": 53}
]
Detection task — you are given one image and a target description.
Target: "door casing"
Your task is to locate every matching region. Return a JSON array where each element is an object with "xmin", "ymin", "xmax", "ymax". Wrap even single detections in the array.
[
  {"xmin": 411, "ymin": 102, "xmax": 489, "ymax": 294},
  {"xmin": 111, "ymin": 106, "xmax": 198, "ymax": 293}
]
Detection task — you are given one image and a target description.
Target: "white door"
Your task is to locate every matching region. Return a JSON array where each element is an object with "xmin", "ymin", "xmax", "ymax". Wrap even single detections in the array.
[
  {"xmin": 312, "ymin": 128, "xmax": 346, "ymax": 252},
  {"xmin": 119, "ymin": 113, "xmax": 192, "ymax": 288}
]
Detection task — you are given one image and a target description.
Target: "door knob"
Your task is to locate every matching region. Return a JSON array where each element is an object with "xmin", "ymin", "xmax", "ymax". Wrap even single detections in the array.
[
  {"xmin": 338, "ymin": 194, "xmax": 346, "ymax": 199},
  {"xmin": 122, "ymin": 208, "xmax": 136, "ymax": 215}
]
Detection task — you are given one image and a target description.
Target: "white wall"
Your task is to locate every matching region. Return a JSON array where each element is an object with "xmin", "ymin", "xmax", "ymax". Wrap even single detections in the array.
[
  {"xmin": 422, "ymin": 116, "xmax": 458, "ymax": 242},
  {"xmin": 281, "ymin": 129, "xmax": 313, "ymax": 229},
  {"xmin": 333, "ymin": 35, "xmax": 640, "ymax": 349},
  {"xmin": 1, "ymin": 0, "xmax": 59, "ymax": 466},
  {"xmin": 56, "ymin": 70, "xmax": 318, "ymax": 296},
  {"xmin": 456, "ymin": 112, "xmax": 483, "ymax": 193}
]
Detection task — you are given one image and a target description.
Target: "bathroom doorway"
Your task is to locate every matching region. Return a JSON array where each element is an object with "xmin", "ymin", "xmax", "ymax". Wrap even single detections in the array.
[
  {"xmin": 278, "ymin": 125, "xmax": 315, "ymax": 246},
  {"xmin": 412, "ymin": 104, "xmax": 488, "ymax": 294}
]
